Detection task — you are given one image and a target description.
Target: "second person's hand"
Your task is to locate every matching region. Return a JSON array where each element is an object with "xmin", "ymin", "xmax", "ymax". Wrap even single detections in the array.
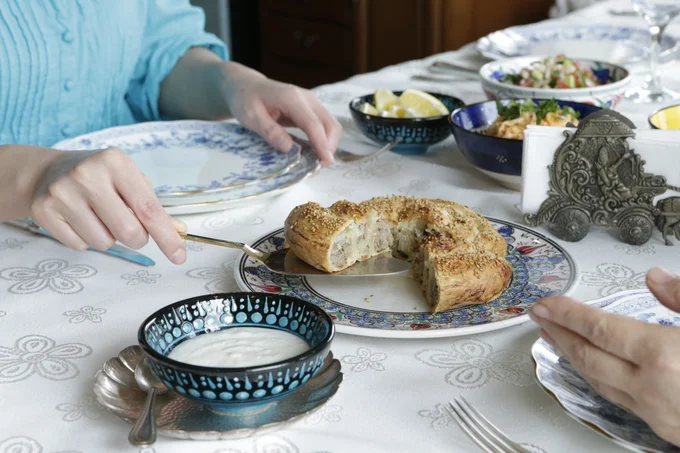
[{"xmin": 529, "ymin": 267, "xmax": 680, "ymax": 447}]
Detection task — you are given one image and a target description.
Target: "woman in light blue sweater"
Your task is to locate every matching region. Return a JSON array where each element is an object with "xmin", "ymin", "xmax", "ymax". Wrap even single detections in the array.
[{"xmin": 0, "ymin": 0, "xmax": 342, "ymax": 265}]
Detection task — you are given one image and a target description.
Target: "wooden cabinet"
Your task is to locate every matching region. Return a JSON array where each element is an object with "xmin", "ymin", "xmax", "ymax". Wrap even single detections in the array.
[{"xmin": 252, "ymin": 0, "xmax": 555, "ymax": 88}]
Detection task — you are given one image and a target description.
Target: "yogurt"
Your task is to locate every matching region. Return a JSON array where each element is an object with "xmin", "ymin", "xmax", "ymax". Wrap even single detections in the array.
[{"xmin": 167, "ymin": 327, "xmax": 310, "ymax": 368}]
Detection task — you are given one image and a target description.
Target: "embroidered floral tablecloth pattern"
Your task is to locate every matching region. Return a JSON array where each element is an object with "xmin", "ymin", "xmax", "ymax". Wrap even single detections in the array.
[{"xmin": 2, "ymin": 1, "xmax": 680, "ymax": 451}]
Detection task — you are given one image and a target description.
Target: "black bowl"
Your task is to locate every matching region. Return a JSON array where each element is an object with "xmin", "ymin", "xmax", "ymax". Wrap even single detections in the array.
[
  {"xmin": 138, "ymin": 292, "xmax": 335, "ymax": 413},
  {"xmin": 448, "ymin": 99, "xmax": 603, "ymax": 190},
  {"xmin": 349, "ymin": 91, "xmax": 465, "ymax": 155}
]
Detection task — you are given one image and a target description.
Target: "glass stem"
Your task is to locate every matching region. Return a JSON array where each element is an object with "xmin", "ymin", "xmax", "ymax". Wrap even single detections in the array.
[{"xmin": 646, "ymin": 23, "xmax": 667, "ymax": 93}]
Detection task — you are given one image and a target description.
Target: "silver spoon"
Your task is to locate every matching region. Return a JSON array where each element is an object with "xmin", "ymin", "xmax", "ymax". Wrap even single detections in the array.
[{"xmin": 128, "ymin": 358, "xmax": 167, "ymax": 446}]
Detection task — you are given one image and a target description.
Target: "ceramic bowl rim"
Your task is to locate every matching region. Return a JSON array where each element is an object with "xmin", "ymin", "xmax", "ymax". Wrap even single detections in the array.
[
  {"xmin": 479, "ymin": 56, "xmax": 631, "ymax": 95},
  {"xmin": 348, "ymin": 91, "xmax": 465, "ymax": 124},
  {"xmin": 448, "ymin": 97, "xmax": 603, "ymax": 145},
  {"xmin": 137, "ymin": 292, "xmax": 335, "ymax": 375},
  {"xmin": 647, "ymin": 103, "xmax": 680, "ymax": 130}
]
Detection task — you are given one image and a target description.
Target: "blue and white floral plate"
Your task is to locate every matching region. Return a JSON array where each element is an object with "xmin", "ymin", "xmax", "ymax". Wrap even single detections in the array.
[
  {"xmin": 53, "ymin": 120, "xmax": 302, "ymax": 199},
  {"xmin": 532, "ymin": 289, "xmax": 680, "ymax": 453},
  {"xmin": 476, "ymin": 24, "xmax": 678, "ymax": 65},
  {"xmin": 163, "ymin": 145, "xmax": 320, "ymax": 215},
  {"xmin": 234, "ymin": 218, "xmax": 577, "ymax": 339}
]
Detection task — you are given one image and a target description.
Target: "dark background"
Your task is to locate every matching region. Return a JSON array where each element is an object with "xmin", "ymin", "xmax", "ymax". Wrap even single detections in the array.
[{"xmin": 190, "ymin": 0, "xmax": 554, "ymax": 88}]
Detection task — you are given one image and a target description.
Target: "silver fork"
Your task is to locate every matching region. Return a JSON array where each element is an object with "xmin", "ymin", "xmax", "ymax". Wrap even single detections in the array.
[
  {"xmin": 294, "ymin": 136, "xmax": 400, "ymax": 163},
  {"xmin": 447, "ymin": 396, "xmax": 531, "ymax": 453}
]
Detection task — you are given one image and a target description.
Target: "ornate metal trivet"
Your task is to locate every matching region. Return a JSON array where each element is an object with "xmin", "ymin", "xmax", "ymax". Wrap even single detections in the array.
[{"xmin": 525, "ymin": 110, "xmax": 680, "ymax": 246}]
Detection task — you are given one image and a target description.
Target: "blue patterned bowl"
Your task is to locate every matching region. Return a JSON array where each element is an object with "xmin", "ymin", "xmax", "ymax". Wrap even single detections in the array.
[
  {"xmin": 348, "ymin": 91, "xmax": 465, "ymax": 155},
  {"xmin": 480, "ymin": 57, "xmax": 631, "ymax": 109},
  {"xmin": 138, "ymin": 292, "xmax": 335, "ymax": 413},
  {"xmin": 449, "ymin": 99, "xmax": 602, "ymax": 190}
]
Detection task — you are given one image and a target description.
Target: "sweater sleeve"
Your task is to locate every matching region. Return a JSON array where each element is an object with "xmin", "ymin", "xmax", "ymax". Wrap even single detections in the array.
[{"xmin": 126, "ymin": 0, "xmax": 229, "ymax": 122}]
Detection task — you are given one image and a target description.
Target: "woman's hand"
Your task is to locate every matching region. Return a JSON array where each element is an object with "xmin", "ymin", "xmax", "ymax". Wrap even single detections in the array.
[
  {"xmin": 160, "ymin": 50, "xmax": 342, "ymax": 165},
  {"xmin": 529, "ymin": 267, "xmax": 680, "ymax": 446},
  {"xmin": 28, "ymin": 147, "xmax": 187, "ymax": 264},
  {"xmin": 221, "ymin": 62, "xmax": 342, "ymax": 165}
]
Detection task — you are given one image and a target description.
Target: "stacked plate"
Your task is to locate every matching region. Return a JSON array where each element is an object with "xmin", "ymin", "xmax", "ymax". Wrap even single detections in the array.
[
  {"xmin": 476, "ymin": 24, "xmax": 679, "ymax": 65},
  {"xmin": 53, "ymin": 121, "xmax": 321, "ymax": 215}
]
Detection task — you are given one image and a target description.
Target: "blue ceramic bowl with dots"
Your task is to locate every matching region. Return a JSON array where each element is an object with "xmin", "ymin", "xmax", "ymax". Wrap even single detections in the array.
[
  {"xmin": 349, "ymin": 91, "xmax": 465, "ymax": 155},
  {"xmin": 138, "ymin": 292, "xmax": 334, "ymax": 413}
]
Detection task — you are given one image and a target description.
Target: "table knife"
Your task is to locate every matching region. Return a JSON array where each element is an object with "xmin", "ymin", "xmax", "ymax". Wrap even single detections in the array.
[{"xmin": 4, "ymin": 218, "xmax": 156, "ymax": 267}]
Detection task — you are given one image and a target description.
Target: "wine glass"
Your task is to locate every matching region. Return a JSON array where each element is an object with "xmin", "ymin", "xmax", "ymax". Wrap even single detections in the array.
[{"xmin": 625, "ymin": 0, "xmax": 680, "ymax": 103}]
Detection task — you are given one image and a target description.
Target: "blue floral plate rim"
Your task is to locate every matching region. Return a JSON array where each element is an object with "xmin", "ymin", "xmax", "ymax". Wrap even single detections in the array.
[
  {"xmin": 235, "ymin": 217, "xmax": 578, "ymax": 339},
  {"xmin": 532, "ymin": 290, "xmax": 680, "ymax": 453},
  {"xmin": 52, "ymin": 120, "xmax": 302, "ymax": 197}
]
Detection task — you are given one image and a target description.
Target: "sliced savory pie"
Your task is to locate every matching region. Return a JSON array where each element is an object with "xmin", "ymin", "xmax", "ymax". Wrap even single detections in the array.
[{"xmin": 284, "ymin": 196, "xmax": 512, "ymax": 312}]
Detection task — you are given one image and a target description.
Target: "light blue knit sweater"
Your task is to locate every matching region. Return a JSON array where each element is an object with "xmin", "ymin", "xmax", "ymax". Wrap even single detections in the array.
[{"xmin": 0, "ymin": 0, "xmax": 228, "ymax": 147}]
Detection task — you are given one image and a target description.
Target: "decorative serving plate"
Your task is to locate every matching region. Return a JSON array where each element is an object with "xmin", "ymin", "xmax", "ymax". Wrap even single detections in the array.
[
  {"xmin": 533, "ymin": 290, "xmax": 680, "ymax": 453},
  {"xmin": 476, "ymin": 24, "xmax": 678, "ymax": 65},
  {"xmin": 93, "ymin": 346, "xmax": 343, "ymax": 441},
  {"xmin": 163, "ymin": 146, "xmax": 320, "ymax": 215},
  {"xmin": 235, "ymin": 218, "xmax": 577, "ymax": 339},
  {"xmin": 53, "ymin": 120, "xmax": 302, "ymax": 197}
]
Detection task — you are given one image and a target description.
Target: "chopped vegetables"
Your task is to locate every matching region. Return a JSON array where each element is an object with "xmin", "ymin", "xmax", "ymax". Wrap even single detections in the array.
[
  {"xmin": 499, "ymin": 55, "xmax": 602, "ymax": 89},
  {"xmin": 496, "ymin": 99, "xmax": 580, "ymax": 124},
  {"xmin": 486, "ymin": 99, "xmax": 581, "ymax": 140}
]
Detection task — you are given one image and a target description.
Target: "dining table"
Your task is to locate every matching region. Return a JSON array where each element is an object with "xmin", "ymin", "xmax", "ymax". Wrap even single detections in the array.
[{"xmin": 2, "ymin": 1, "xmax": 680, "ymax": 452}]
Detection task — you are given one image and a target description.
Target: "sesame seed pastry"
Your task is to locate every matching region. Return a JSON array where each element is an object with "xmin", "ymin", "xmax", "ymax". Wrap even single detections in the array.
[{"xmin": 283, "ymin": 196, "xmax": 512, "ymax": 313}]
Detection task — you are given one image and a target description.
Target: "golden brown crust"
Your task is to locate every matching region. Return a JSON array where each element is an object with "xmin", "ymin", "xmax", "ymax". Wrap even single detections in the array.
[
  {"xmin": 430, "ymin": 252, "xmax": 512, "ymax": 313},
  {"xmin": 283, "ymin": 196, "xmax": 512, "ymax": 310}
]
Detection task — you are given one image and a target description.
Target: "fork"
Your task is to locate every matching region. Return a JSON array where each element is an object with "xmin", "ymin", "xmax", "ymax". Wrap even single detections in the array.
[
  {"xmin": 293, "ymin": 136, "xmax": 400, "ymax": 163},
  {"xmin": 447, "ymin": 396, "xmax": 531, "ymax": 453}
]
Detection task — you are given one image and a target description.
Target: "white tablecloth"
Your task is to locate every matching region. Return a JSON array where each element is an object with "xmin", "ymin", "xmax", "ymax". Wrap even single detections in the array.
[{"xmin": 2, "ymin": 1, "xmax": 680, "ymax": 452}]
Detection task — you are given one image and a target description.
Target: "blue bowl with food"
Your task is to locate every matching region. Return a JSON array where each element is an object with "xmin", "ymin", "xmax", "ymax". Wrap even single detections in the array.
[
  {"xmin": 349, "ymin": 89, "xmax": 465, "ymax": 155},
  {"xmin": 138, "ymin": 292, "xmax": 335, "ymax": 413},
  {"xmin": 449, "ymin": 98, "xmax": 602, "ymax": 190}
]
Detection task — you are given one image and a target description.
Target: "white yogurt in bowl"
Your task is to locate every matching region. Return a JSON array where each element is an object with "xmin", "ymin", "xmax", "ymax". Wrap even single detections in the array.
[{"xmin": 168, "ymin": 327, "xmax": 310, "ymax": 368}]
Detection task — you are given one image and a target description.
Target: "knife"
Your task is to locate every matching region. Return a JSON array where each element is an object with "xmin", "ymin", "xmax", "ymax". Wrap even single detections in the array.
[{"xmin": 4, "ymin": 218, "xmax": 156, "ymax": 267}]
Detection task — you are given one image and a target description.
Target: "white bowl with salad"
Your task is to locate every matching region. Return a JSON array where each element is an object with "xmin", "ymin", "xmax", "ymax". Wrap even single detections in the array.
[{"xmin": 479, "ymin": 55, "xmax": 631, "ymax": 109}]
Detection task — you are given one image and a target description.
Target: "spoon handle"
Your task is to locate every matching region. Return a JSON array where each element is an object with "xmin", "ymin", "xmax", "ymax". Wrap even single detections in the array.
[
  {"xmin": 128, "ymin": 388, "xmax": 157, "ymax": 446},
  {"xmin": 179, "ymin": 232, "xmax": 268, "ymax": 261}
]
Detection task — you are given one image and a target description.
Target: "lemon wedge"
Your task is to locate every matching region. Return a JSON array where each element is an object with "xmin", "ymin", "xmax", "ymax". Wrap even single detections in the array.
[
  {"xmin": 359, "ymin": 102, "xmax": 379, "ymax": 116},
  {"xmin": 387, "ymin": 104, "xmax": 409, "ymax": 118},
  {"xmin": 374, "ymin": 89, "xmax": 401, "ymax": 112},
  {"xmin": 398, "ymin": 88, "xmax": 449, "ymax": 117}
]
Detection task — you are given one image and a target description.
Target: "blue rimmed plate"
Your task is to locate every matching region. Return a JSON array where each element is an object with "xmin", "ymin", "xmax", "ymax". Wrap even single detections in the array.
[
  {"xmin": 533, "ymin": 290, "xmax": 680, "ymax": 453},
  {"xmin": 52, "ymin": 121, "xmax": 302, "ymax": 197},
  {"xmin": 162, "ymin": 145, "xmax": 320, "ymax": 215},
  {"xmin": 476, "ymin": 24, "xmax": 678, "ymax": 65},
  {"xmin": 234, "ymin": 218, "xmax": 577, "ymax": 339}
]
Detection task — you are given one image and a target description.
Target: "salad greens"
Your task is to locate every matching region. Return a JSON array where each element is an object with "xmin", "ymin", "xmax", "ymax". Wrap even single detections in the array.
[
  {"xmin": 495, "ymin": 99, "xmax": 580, "ymax": 124},
  {"xmin": 500, "ymin": 54, "xmax": 602, "ymax": 89}
]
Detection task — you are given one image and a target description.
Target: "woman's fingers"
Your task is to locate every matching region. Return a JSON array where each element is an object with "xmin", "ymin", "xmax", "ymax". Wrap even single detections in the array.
[
  {"xmin": 307, "ymin": 91, "xmax": 343, "ymax": 155},
  {"xmin": 247, "ymin": 101, "xmax": 295, "ymax": 153},
  {"xmin": 89, "ymin": 191, "xmax": 149, "ymax": 250},
  {"xmin": 532, "ymin": 315, "xmax": 637, "ymax": 392},
  {"xmin": 104, "ymin": 150, "xmax": 186, "ymax": 264},
  {"xmin": 530, "ymin": 296, "xmax": 655, "ymax": 364},
  {"xmin": 31, "ymin": 174, "xmax": 116, "ymax": 251},
  {"xmin": 587, "ymin": 377, "xmax": 638, "ymax": 414},
  {"xmin": 279, "ymin": 89, "xmax": 333, "ymax": 164},
  {"xmin": 646, "ymin": 267, "xmax": 680, "ymax": 312},
  {"xmin": 32, "ymin": 209, "xmax": 89, "ymax": 252}
]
